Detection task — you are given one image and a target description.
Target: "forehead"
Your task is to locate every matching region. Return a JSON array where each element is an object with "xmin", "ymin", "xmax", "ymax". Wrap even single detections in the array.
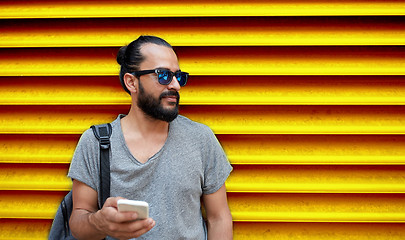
[{"xmin": 139, "ymin": 43, "xmax": 179, "ymax": 70}]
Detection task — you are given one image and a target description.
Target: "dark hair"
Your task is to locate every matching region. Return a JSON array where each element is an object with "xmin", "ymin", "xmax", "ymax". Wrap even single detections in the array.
[{"xmin": 116, "ymin": 35, "xmax": 173, "ymax": 94}]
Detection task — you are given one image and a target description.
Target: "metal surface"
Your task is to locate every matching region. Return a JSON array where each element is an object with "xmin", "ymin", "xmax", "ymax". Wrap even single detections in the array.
[
  {"xmin": 1, "ymin": 17, "xmax": 404, "ymax": 47},
  {"xmin": 1, "ymin": 47, "xmax": 404, "ymax": 76},
  {"xmin": 1, "ymin": 1, "xmax": 404, "ymax": 19},
  {"xmin": 2, "ymin": 191, "xmax": 405, "ymax": 222},
  {"xmin": 2, "ymin": 164, "xmax": 405, "ymax": 193},
  {"xmin": 1, "ymin": 76, "xmax": 405, "ymax": 105},
  {"xmin": 1, "ymin": 220, "xmax": 404, "ymax": 240},
  {"xmin": 0, "ymin": 0, "xmax": 404, "ymax": 239},
  {"xmin": 0, "ymin": 105, "xmax": 405, "ymax": 134},
  {"xmin": 1, "ymin": 134, "xmax": 405, "ymax": 165}
]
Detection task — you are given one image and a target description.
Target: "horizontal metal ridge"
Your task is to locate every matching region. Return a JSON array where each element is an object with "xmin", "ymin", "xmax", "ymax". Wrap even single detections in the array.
[
  {"xmin": 1, "ymin": 220, "xmax": 405, "ymax": 240},
  {"xmin": 1, "ymin": 76, "xmax": 405, "ymax": 105},
  {"xmin": 0, "ymin": 105, "xmax": 404, "ymax": 134},
  {"xmin": 2, "ymin": 191, "xmax": 405, "ymax": 222},
  {"xmin": 227, "ymin": 165, "xmax": 405, "ymax": 193},
  {"xmin": 2, "ymin": 164, "xmax": 405, "ymax": 193},
  {"xmin": 228, "ymin": 193, "xmax": 405, "ymax": 222},
  {"xmin": 1, "ymin": 17, "xmax": 404, "ymax": 47},
  {"xmin": 0, "ymin": 135, "xmax": 78, "ymax": 164},
  {"xmin": 0, "ymin": 164, "xmax": 71, "ymax": 191},
  {"xmin": 1, "ymin": 46, "xmax": 404, "ymax": 76},
  {"xmin": 0, "ymin": 219, "xmax": 51, "ymax": 240},
  {"xmin": 1, "ymin": 134, "xmax": 404, "ymax": 165},
  {"xmin": 1, "ymin": 1, "xmax": 404, "ymax": 19},
  {"xmin": 219, "ymin": 134, "xmax": 405, "ymax": 165},
  {"xmin": 233, "ymin": 222, "xmax": 405, "ymax": 240}
]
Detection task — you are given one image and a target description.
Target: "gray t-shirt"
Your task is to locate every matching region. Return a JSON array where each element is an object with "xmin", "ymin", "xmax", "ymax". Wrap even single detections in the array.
[{"xmin": 68, "ymin": 114, "xmax": 233, "ymax": 240}]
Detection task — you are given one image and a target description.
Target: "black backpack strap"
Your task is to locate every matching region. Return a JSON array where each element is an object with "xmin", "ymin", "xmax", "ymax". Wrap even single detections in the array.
[
  {"xmin": 91, "ymin": 123, "xmax": 112, "ymax": 208},
  {"xmin": 61, "ymin": 192, "xmax": 71, "ymax": 238},
  {"xmin": 50, "ymin": 125, "xmax": 112, "ymax": 240}
]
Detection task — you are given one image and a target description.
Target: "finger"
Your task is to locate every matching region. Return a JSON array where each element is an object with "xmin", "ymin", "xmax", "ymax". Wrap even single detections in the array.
[
  {"xmin": 101, "ymin": 199, "xmax": 140, "ymax": 223},
  {"xmin": 127, "ymin": 218, "xmax": 156, "ymax": 238},
  {"xmin": 109, "ymin": 218, "xmax": 155, "ymax": 239},
  {"xmin": 103, "ymin": 196, "xmax": 126, "ymax": 209},
  {"xmin": 105, "ymin": 208, "xmax": 139, "ymax": 223}
]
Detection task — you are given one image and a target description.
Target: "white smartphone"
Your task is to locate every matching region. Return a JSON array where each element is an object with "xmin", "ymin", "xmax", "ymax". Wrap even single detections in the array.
[{"xmin": 117, "ymin": 199, "xmax": 149, "ymax": 220}]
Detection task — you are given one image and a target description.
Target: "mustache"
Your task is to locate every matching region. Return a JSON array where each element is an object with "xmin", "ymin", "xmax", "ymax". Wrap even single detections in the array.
[{"xmin": 160, "ymin": 90, "xmax": 180, "ymax": 100}]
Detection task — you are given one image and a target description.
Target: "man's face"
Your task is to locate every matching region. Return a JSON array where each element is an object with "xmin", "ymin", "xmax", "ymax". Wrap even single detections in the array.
[
  {"xmin": 137, "ymin": 79, "xmax": 180, "ymax": 122},
  {"xmin": 136, "ymin": 43, "xmax": 181, "ymax": 122}
]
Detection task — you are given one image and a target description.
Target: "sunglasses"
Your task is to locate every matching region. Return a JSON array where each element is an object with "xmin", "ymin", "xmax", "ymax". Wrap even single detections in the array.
[{"xmin": 131, "ymin": 69, "xmax": 189, "ymax": 87}]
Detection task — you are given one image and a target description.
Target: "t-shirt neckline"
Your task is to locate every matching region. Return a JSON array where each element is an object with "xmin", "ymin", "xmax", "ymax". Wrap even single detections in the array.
[{"xmin": 115, "ymin": 114, "xmax": 173, "ymax": 165}]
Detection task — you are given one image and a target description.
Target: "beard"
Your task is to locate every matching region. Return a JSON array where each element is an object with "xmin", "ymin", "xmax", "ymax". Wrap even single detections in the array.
[{"xmin": 137, "ymin": 81, "xmax": 180, "ymax": 122}]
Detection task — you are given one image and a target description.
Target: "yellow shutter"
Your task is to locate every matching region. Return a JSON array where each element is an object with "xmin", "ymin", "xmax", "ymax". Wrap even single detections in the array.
[{"xmin": 1, "ymin": 1, "xmax": 405, "ymax": 239}]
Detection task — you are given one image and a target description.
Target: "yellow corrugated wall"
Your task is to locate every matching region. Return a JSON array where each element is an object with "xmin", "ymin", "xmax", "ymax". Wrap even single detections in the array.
[{"xmin": 1, "ymin": 1, "xmax": 405, "ymax": 239}]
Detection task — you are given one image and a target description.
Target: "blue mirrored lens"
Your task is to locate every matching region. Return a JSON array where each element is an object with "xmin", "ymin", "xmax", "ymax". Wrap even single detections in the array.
[
  {"xmin": 175, "ymin": 72, "xmax": 188, "ymax": 86},
  {"xmin": 158, "ymin": 71, "xmax": 172, "ymax": 84},
  {"xmin": 157, "ymin": 70, "xmax": 188, "ymax": 86}
]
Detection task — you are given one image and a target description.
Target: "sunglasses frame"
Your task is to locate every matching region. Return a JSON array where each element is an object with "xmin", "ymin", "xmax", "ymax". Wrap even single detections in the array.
[{"xmin": 131, "ymin": 68, "xmax": 188, "ymax": 86}]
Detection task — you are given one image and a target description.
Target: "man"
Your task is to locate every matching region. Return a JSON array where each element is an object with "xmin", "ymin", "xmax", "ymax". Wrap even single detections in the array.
[{"xmin": 68, "ymin": 35, "xmax": 233, "ymax": 239}]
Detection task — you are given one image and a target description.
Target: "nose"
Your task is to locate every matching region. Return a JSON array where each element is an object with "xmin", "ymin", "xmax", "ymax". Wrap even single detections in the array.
[{"xmin": 167, "ymin": 75, "xmax": 181, "ymax": 91}]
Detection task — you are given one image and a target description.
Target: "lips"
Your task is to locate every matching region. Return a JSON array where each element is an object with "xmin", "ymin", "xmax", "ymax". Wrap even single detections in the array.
[
  {"xmin": 160, "ymin": 91, "xmax": 180, "ymax": 102},
  {"xmin": 163, "ymin": 96, "xmax": 177, "ymax": 102}
]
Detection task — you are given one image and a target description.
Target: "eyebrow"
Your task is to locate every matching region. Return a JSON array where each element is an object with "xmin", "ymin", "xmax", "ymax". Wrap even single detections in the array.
[{"xmin": 155, "ymin": 67, "xmax": 181, "ymax": 72}]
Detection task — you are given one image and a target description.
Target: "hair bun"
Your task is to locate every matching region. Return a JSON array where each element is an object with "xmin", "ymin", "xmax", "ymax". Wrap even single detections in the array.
[{"xmin": 116, "ymin": 46, "xmax": 127, "ymax": 65}]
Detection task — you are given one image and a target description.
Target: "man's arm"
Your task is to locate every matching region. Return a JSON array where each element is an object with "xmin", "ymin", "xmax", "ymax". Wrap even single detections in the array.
[
  {"xmin": 69, "ymin": 179, "xmax": 155, "ymax": 240},
  {"xmin": 202, "ymin": 184, "xmax": 233, "ymax": 240}
]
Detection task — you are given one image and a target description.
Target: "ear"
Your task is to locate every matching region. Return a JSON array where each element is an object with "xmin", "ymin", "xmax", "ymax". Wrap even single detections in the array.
[{"xmin": 123, "ymin": 73, "xmax": 138, "ymax": 94}]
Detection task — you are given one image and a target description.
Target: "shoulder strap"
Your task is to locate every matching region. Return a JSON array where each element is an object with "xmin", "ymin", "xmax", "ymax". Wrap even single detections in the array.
[{"xmin": 91, "ymin": 123, "xmax": 112, "ymax": 208}]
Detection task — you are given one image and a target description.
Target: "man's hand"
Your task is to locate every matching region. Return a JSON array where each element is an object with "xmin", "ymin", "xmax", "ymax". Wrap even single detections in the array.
[
  {"xmin": 70, "ymin": 180, "xmax": 155, "ymax": 240},
  {"xmin": 90, "ymin": 197, "xmax": 155, "ymax": 240}
]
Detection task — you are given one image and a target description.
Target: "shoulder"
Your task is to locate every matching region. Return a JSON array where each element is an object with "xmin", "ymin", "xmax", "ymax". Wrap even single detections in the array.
[
  {"xmin": 71, "ymin": 128, "xmax": 100, "ymax": 158},
  {"xmin": 79, "ymin": 127, "xmax": 98, "ymax": 145},
  {"xmin": 172, "ymin": 115, "xmax": 213, "ymax": 136},
  {"xmin": 170, "ymin": 115, "xmax": 220, "ymax": 149},
  {"xmin": 83, "ymin": 115, "xmax": 122, "ymax": 144}
]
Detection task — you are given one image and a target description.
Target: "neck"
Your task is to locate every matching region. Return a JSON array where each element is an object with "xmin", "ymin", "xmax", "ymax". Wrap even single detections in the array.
[{"xmin": 121, "ymin": 105, "xmax": 170, "ymax": 136}]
